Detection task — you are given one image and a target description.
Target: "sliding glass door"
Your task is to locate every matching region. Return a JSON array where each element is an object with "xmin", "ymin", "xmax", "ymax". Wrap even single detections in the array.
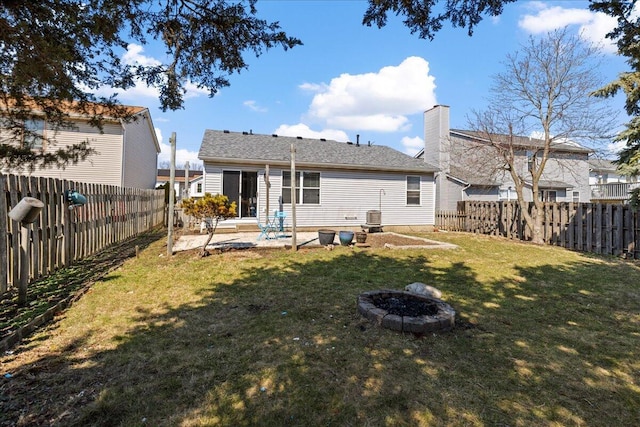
[{"xmin": 222, "ymin": 170, "xmax": 257, "ymax": 218}]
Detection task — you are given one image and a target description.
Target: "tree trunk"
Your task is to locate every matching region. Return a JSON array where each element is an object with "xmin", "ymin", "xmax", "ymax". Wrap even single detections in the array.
[{"xmin": 199, "ymin": 219, "xmax": 219, "ymax": 257}]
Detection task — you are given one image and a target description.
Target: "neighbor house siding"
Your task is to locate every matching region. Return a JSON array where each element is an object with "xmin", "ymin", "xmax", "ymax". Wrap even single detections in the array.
[
  {"xmin": 440, "ymin": 177, "xmax": 464, "ymax": 212},
  {"xmin": 122, "ymin": 116, "xmax": 158, "ymax": 189},
  {"xmin": 10, "ymin": 121, "xmax": 124, "ymax": 185}
]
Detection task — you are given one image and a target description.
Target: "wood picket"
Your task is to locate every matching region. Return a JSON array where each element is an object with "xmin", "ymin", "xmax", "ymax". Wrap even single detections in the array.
[
  {"xmin": 450, "ymin": 201, "xmax": 640, "ymax": 259},
  {"xmin": 1, "ymin": 173, "xmax": 165, "ymax": 294}
]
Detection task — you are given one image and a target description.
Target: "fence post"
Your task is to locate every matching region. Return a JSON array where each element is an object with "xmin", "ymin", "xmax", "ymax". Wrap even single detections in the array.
[{"xmin": 0, "ymin": 174, "xmax": 7, "ymax": 293}]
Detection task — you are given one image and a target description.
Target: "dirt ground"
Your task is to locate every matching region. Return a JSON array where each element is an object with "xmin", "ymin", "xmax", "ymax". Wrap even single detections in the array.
[{"xmin": 357, "ymin": 232, "xmax": 440, "ymax": 248}]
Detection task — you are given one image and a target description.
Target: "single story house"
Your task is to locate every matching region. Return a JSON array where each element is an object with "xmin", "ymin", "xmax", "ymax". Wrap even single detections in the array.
[
  {"xmin": 1, "ymin": 101, "xmax": 160, "ymax": 189},
  {"xmin": 156, "ymin": 169, "xmax": 204, "ymax": 200},
  {"xmin": 417, "ymin": 105, "xmax": 591, "ymax": 211},
  {"xmin": 198, "ymin": 130, "xmax": 439, "ymax": 231}
]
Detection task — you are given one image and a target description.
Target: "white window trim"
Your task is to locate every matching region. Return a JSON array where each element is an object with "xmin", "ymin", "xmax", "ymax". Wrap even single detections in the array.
[
  {"xmin": 282, "ymin": 170, "xmax": 321, "ymax": 205},
  {"xmin": 406, "ymin": 175, "xmax": 421, "ymax": 206}
]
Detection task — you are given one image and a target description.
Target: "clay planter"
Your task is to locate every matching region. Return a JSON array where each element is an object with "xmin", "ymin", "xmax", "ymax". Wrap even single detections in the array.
[
  {"xmin": 355, "ymin": 231, "xmax": 367, "ymax": 244},
  {"xmin": 318, "ymin": 229, "xmax": 336, "ymax": 246}
]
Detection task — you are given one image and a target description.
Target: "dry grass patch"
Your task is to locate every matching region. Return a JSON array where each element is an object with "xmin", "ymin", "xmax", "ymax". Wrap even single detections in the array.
[{"xmin": 1, "ymin": 231, "xmax": 639, "ymax": 426}]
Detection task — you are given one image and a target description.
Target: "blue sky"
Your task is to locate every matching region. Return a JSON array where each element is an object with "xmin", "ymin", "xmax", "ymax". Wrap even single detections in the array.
[{"xmin": 105, "ymin": 1, "xmax": 629, "ymax": 168}]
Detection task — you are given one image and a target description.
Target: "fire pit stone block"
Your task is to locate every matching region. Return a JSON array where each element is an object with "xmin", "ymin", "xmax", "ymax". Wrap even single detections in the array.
[
  {"xmin": 357, "ymin": 289, "xmax": 456, "ymax": 334},
  {"xmin": 381, "ymin": 314, "xmax": 403, "ymax": 331}
]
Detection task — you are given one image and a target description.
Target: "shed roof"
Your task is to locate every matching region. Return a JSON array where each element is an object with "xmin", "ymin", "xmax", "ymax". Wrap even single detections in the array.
[{"xmin": 199, "ymin": 130, "xmax": 439, "ymax": 174}]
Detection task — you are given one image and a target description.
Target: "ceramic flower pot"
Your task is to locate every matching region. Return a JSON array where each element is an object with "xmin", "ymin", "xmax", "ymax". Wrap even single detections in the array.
[
  {"xmin": 318, "ymin": 229, "xmax": 336, "ymax": 246},
  {"xmin": 338, "ymin": 230, "xmax": 354, "ymax": 246}
]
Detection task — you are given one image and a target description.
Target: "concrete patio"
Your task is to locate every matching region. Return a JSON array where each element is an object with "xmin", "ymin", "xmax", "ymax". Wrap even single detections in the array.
[{"xmin": 172, "ymin": 231, "xmax": 322, "ymax": 252}]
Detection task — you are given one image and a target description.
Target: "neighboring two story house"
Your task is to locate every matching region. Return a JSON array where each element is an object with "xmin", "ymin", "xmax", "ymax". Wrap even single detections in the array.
[
  {"xmin": 589, "ymin": 158, "xmax": 638, "ymax": 203},
  {"xmin": 416, "ymin": 105, "xmax": 591, "ymax": 212},
  {"xmin": 1, "ymin": 101, "xmax": 160, "ymax": 189}
]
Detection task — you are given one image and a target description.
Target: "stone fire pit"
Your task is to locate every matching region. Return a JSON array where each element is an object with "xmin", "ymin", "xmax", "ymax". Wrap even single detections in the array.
[{"xmin": 357, "ymin": 290, "xmax": 455, "ymax": 333}]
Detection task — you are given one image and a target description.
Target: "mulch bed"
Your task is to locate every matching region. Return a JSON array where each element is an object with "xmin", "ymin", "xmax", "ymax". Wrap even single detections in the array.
[{"xmin": 359, "ymin": 233, "xmax": 436, "ymax": 248}]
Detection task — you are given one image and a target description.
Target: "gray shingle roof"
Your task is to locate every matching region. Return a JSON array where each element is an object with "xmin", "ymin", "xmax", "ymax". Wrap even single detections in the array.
[
  {"xmin": 448, "ymin": 165, "xmax": 500, "ymax": 186},
  {"xmin": 198, "ymin": 130, "xmax": 438, "ymax": 173},
  {"xmin": 450, "ymin": 129, "xmax": 591, "ymax": 154},
  {"xmin": 588, "ymin": 158, "xmax": 618, "ymax": 172}
]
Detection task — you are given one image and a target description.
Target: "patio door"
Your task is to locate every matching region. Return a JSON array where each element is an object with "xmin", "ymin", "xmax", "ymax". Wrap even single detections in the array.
[{"xmin": 222, "ymin": 170, "xmax": 257, "ymax": 218}]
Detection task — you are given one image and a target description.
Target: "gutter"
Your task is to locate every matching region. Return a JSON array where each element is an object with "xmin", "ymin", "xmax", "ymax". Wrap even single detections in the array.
[{"xmin": 198, "ymin": 157, "xmax": 438, "ymax": 174}]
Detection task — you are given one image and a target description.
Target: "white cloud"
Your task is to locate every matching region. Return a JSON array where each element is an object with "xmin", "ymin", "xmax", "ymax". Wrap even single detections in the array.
[
  {"xmin": 303, "ymin": 56, "xmax": 437, "ymax": 132},
  {"xmin": 607, "ymin": 140, "xmax": 627, "ymax": 155},
  {"xmin": 123, "ymin": 43, "xmax": 161, "ymax": 67},
  {"xmin": 97, "ymin": 44, "xmax": 210, "ymax": 102},
  {"xmin": 518, "ymin": 3, "xmax": 618, "ymax": 53},
  {"xmin": 273, "ymin": 123, "xmax": 349, "ymax": 142},
  {"xmin": 401, "ymin": 135, "xmax": 424, "ymax": 156},
  {"xmin": 157, "ymin": 127, "xmax": 202, "ymax": 168},
  {"xmin": 243, "ymin": 100, "xmax": 268, "ymax": 113},
  {"xmin": 184, "ymin": 81, "xmax": 210, "ymax": 99}
]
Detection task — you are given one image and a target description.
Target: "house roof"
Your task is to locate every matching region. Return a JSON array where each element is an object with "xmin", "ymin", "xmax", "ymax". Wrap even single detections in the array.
[
  {"xmin": 589, "ymin": 158, "xmax": 618, "ymax": 173},
  {"xmin": 0, "ymin": 97, "xmax": 147, "ymax": 118},
  {"xmin": 448, "ymin": 165, "xmax": 500, "ymax": 187},
  {"xmin": 198, "ymin": 130, "xmax": 439, "ymax": 174},
  {"xmin": 450, "ymin": 129, "xmax": 591, "ymax": 154},
  {"xmin": 535, "ymin": 180, "xmax": 573, "ymax": 189},
  {"xmin": 156, "ymin": 169, "xmax": 202, "ymax": 183}
]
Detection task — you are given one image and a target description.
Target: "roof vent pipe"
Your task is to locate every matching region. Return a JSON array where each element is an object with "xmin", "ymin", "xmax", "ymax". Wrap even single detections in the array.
[{"xmin": 356, "ymin": 134, "xmax": 360, "ymax": 147}]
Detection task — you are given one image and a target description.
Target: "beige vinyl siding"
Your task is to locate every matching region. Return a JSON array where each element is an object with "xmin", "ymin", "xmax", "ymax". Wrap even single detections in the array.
[
  {"xmin": 204, "ymin": 162, "xmax": 435, "ymax": 227},
  {"xmin": 258, "ymin": 167, "xmax": 434, "ymax": 227},
  {"xmin": 203, "ymin": 165, "xmax": 222, "ymax": 194},
  {"xmin": 6, "ymin": 121, "xmax": 124, "ymax": 185},
  {"xmin": 122, "ymin": 114, "xmax": 158, "ymax": 189}
]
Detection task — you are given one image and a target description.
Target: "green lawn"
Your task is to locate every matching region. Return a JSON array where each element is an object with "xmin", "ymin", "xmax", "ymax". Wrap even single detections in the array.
[{"xmin": 1, "ymin": 232, "xmax": 639, "ymax": 426}]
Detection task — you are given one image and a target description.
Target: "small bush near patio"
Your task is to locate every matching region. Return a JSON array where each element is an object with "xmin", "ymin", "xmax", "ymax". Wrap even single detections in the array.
[{"xmin": 1, "ymin": 232, "xmax": 639, "ymax": 426}]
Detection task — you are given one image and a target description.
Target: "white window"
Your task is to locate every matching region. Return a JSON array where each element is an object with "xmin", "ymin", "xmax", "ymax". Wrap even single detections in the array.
[
  {"xmin": 539, "ymin": 190, "xmax": 557, "ymax": 202},
  {"xmin": 572, "ymin": 191, "xmax": 580, "ymax": 203},
  {"xmin": 526, "ymin": 150, "xmax": 534, "ymax": 172},
  {"xmin": 196, "ymin": 182, "xmax": 202, "ymax": 193},
  {"xmin": 282, "ymin": 171, "xmax": 320, "ymax": 205},
  {"xmin": 406, "ymin": 176, "xmax": 421, "ymax": 205},
  {"xmin": 23, "ymin": 118, "xmax": 45, "ymax": 149}
]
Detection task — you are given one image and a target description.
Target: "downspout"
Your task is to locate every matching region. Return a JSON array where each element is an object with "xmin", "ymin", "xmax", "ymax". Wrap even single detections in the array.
[{"xmin": 461, "ymin": 183, "xmax": 471, "ymax": 202}]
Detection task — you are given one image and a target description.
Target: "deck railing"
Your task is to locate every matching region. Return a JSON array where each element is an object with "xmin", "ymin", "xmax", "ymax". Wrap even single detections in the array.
[{"xmin": 590, "ymin": 183, "xmax": 634, "ymax": 201}]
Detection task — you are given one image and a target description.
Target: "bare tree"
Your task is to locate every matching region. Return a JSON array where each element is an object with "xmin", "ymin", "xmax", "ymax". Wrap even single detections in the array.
[
  {"xmin": 158, "ymin": 160, "xmax": 203, "ymax": 170},
  {"xmin": 466, "ymin": 28, "xmax": 617, "ymax": 244}
]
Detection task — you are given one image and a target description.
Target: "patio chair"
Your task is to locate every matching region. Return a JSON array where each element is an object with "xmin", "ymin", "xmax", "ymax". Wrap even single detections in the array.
[
  {"xmin": 257, "ymin": 212, "xmax": 277, "ymax": 241},
  {"xmin": 273, "ymin": 210, "xmax": 287, "ymax": 237}
]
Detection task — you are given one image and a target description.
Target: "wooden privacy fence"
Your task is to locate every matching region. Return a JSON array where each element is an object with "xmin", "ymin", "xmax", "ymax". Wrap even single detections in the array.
[
  {"xmin": 1, "ymin": 174, "xmax": 165, "ymax": 294},
  {"xmin": 450, "ymin": 201, "xmax": 640, "ymax": 259},
  {"xmin": 435, "ymin": 210, "xmax": 466, "ymax": 231}
]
